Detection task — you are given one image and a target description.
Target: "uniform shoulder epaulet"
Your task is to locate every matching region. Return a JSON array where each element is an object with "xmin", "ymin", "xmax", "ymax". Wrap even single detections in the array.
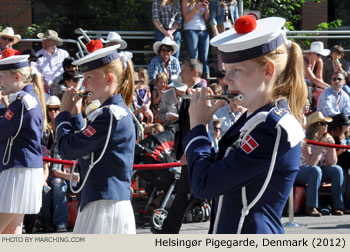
[
  {"xmin": 22, "ymin": 93, "xmax": 38, "ymax": 111},
  {"xmin": 87, "ymin": 105, "xmax": 127, "ymax": 122},
  {"xmin": 275, "ymin": 109, "xmax": 305, "ymax": 148},
  {"xmin": 265, "ymin": 107, "xmax": 288, "ymax": 127},
  {"xmin": 7, "ymin": 91, "xmax": 38, "ymax": 111},
  {"xmin": 108, "ymin": 104, "xmax": 127, "ymax": 120}
]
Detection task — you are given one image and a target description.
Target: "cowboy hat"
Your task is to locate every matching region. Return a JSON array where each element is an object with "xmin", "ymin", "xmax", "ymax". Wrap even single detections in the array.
[
  {"xmin": 101, "ymin": 32, "xmax": 127, "ymax": 49},
  {"xmin": 0, "ymin": 27, "xmax": 21, "ymax": 44},
  {"xmin": 46, "ymin": 95, "xmax": 61, "ymax": 106},
  {"xmin": 304, "ymin": 41, "xmax": 330, "ymax": 56},
  {"xmin": 305, "ymin": 112, "xmax": 332, "ymax": 129},
  {"xmin": 329, "ymin": 113, "xmax": 350, "ymax": 129},
  {"xmin": 37, "ymin": 29, "xmax": 63, "ymax": 46},
  {"xmin": 170, "ymin": 75, "xmax": 187, "ymax": 92},
  {"xmin": 153, "ymin": 37, "xmax": 178, "ymax": 55},
  {"xmin": 212, "ymin": 114, "xmax": 226, "ymax": 123}
]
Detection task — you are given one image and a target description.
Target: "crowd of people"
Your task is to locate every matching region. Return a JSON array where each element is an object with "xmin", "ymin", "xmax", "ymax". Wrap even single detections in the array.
[{"xmin": 1, "ymin": 0, "xmax": 350, "ymax": 235}]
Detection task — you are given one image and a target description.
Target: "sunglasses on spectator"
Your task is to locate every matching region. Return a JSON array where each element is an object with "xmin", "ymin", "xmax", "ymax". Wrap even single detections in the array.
[
  {"xmin": 318, "ymin": 122, "xmax": 327, "ymax": 126},
  {"xmin": 332, "ymin": 77, "xmax": 343, "ymax": 82},
  {"xmin": 1, "ymin": 36, "xmax": 14, "ymax": 42},
  {"xmin": 161, "ymin": 49, "xmax": 172, "ymax": 53},
  {"xmin": 47, "ymin": 107, "xmax": 60, "ymax": 112},
  {"xmin": 214, "ymin": 127, "xmax": 221, "ymax": 131}
]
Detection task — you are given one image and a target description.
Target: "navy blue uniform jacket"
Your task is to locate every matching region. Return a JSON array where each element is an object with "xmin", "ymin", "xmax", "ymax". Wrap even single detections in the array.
[
  {"xmin": 55, "ymin": 94, "xmax": 135, "ymax": 211},
  {"xmin": 0, "ymin": 85, "xmax": 43, "ymax": 172},
  {"xmin": 183, "ymin": 102, "xmax": 304, "ymax": 234}
]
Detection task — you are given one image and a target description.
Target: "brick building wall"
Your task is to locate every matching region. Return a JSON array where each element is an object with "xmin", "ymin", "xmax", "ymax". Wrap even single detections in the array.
[
  {"xmin": 301, "ymin": 0, "xmax": 328, "ymax": 30},
  {"xmin": 0, "ymin": 0, "xmax": 32, "ymax": 33},
  {"xmin": 0, "ymin": 0, "xmax": 32, "ymax": 51}
]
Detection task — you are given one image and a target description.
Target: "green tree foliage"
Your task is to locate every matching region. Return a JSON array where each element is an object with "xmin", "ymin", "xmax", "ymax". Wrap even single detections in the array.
[{"xmin": 244, "ymin": 0, "xmax": 324, "ymax": 30}]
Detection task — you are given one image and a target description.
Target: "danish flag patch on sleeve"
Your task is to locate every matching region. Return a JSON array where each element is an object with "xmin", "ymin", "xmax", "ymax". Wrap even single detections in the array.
[
  {"xmin": 4, "ymin": 109, "xmax": 14, "ymax": 120},
  {"xmin": 83, "ymin": 125, "xmax": 96, "ymax": 137},
  {"xmin": 240, "ymin": 135, "xmax": 259, "ymax": 154}
]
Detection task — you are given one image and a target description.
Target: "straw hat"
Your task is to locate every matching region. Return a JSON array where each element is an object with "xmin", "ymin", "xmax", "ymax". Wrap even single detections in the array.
[
  {"xmin": 101, "ymin": 32, "xmax": 127, "ymax": 49},
  {"xmin": 211, "ymin": 15, "xmax": 288, "ymax": 63},
  {"xmin": 303, "ymin": 41, "xmax": 330, "ymax": 56},
  {"xmin": 37, "ymin": 30, "xmax": 63, "ymax": 46},
  {"xmin": 0, "ymin": 27, "xmax": 21, "ymax": 44},
  {"xmin": 153, "ymin": 37, "xmax": 178, "ymax": 55},
  {"xmin": 305, "ymin": 112, "xmax": 332, "ymax": 129}
]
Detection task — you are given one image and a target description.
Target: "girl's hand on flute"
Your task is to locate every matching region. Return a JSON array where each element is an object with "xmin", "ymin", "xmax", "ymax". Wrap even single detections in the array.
[{"xmin": 189, "ymin": 87, "xmax": 226, "ymax": 129}]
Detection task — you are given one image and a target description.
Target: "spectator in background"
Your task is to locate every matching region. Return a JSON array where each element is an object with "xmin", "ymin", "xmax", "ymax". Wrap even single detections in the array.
[
  {"xmin": 323, "ymin": 45, "xmax": 349, "ymax": 85},
  {"xmin": 216, "ymin": 69, "xmax": 228, "ymax": 94},
  {"xmin": 296, "ymin": 112, "xmax": 345, "ymax": 216},
  {"xmin": 151, "ymin": 72, "xmax": 169, "ymax": 122},
  {"xmin": 54, "ymin": 71, "xmax": 84, "ymax": 100},
  {"xmin": 152, "ymin": 0, "xmax": 182, "ymax": 59},
  {"xmin": 151, "ymin": 123, "xmax": 165, "ymax": 135},
  {"xmin": 135, "ymin": 71, "xmax": 153, "ymax": 124},
  {"xmin": 303, "ymin": 41, "xmax": 330, "ymax": 90},
  {"xmin": 148, "ymin": 37, "xmax": 181, "ymax": 85},
  {"xmin": 158, "ymin": 74, "xmax": 187, "ymax": 132},
  {"xmin": 208, "ymin": 99, "xmax": 245, "ymax": 137},
  {"xmin": 208, "ymin": 83, "xmax": 222, "ymax": 96},
  {"xmin": 22, "ymin": 49, "xmax": 40, "ymax": 76},
  {"xmin": 209, "ymin": 0, "xmax": 239, "ymax": 71},
  {"xmin": 50, "ymin": 57, "xmax": 80, "ymax": 97},
  {"xmin": 35, "ymin": 30, "xmax": 69, "ymax": 94},
  {"xmin": 329, "ymin": 113, "xmax": 350, "ymax": 211},
  {"xmin": 317, "ymin": 71, "xmax": 350, "ymax": 117},
  {"xmin": 151, "ymin": 59, "xmax": 203, "ymax": 234},
  {"xmin": 182, "ymin": 0, "xmax": 210, "ymax": 81},
  {"xmin": 0, "ymin": 27, "xmax": 21, "ymax": 57},
  {"xmin": 212, "ymin": 116, "xmax": 223, "ymax": 152}
]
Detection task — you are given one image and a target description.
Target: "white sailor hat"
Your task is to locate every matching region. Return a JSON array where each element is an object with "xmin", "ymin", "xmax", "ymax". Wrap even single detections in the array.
[
  {"xmin": 211, "ymin": 16, "xmax": 287, "ymax": 63},
  {"xmin": 0, "ymin": 55, "xmax": 29, "ymax": 71},
  {"xmin": 73, "ymin": 44, "xmax": 121, "ymax": 73}
]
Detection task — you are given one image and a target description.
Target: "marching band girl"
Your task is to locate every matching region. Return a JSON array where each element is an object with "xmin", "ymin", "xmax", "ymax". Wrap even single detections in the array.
[
  {"xmin": 55, "ymin": 45, "xmax": 136, "ymax": 234},
  {"xmin": 0, "ymin": 52, "xmax": 43, "ymax": 234},
  {"xmin": 183, "ymin": 16, "xmax": 307, "ymax": 233}
]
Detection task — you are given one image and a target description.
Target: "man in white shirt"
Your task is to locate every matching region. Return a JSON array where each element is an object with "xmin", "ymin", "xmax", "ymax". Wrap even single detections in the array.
[{"xmin": 35, "ymin": 30, "xmax": 69, "ymax": 93}]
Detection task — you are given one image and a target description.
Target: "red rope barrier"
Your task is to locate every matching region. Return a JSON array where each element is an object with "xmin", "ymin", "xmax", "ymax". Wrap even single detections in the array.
[
  {"xmin": 305, "ymin": 139, "xmax": 350, "ymax": 149},
  {"xmin": 43, "ymin": 139, "xmax": 349, "ymax": 170},
  {"xmin": 133, "ymin": 162, "xmax": 180, "ymax": 170},
  {"xmin": 43, "ymin": 156, "xmax": 180, "ymax": 170},
  {"xmin": 43, "ymin": 156, "xmax": 75, "ymax": 165}
]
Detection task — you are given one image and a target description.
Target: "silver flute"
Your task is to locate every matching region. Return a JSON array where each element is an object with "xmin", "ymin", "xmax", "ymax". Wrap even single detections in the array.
[
  {"xmin": 73, "ymin": 91, "xmax": 92, "ymax": 98},
  {"xmin": 182, "ymin": 93, "xmax": 244, "ymax": 101}
]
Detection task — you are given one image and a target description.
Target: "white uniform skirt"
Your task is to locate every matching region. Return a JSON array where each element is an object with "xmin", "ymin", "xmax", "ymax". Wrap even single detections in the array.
[
  {"xmin": 73, "ymin": 199, "xmax": 136, "ymax": 234},
  {"xmin": 0, "ymin": 167, "xmax": 43, "ymax": 214}
]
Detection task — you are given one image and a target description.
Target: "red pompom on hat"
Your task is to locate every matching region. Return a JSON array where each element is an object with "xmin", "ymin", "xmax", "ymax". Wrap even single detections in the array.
[
  {"xmin": 234, "ymin": 15, "xmax": 257, "ymax": 34},
  {"xmin": 1, "ymin": 48, "xmax": 21, "ymax": 59},
  {"xmin": 85, "ymin": 39, "xmax": 103, "ymax": 53}
]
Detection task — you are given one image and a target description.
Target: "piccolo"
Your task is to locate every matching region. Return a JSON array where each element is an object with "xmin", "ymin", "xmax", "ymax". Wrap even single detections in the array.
[
  {"xmin": 182, "ymin": 93, "xmax": 244, "ymax": 101},
  {"xmin": 73, "ymin": 91, "xmax": 92, "ymax": 98}
]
